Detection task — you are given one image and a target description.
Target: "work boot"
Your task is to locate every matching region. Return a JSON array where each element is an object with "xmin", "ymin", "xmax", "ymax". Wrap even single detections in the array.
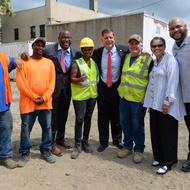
[
  {"xmin": 133, "ymin": 152, "xmax": 144, "ymax": 163},
  {"xmin": 17, "ymin": 152, "xmax": 31, "ymax": 167},
  {"xmin": 117, "ymin": 148, "xmax": 132, "ymax": 158},
  {"xmin": 82, "ymin": 141, "xmax": 93, "ymax": 153},
  {"xmin": 0, "ymin": 158, "xmax": 17, "ymax": 169},
  {"xmin": 71, "ymin": 145, "xmax": 81, "ymax": 159},
  {"xmin": 41, "ymin": 150, "xmax": 56, "ymax": 164}
]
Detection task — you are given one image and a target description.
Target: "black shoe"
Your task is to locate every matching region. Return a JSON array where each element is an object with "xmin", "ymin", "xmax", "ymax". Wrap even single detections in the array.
[
  {"xmin": 82, "ymin": 142, "xmax": 93, "ymax": 153},
  {"xmin": 97, "ymin": 145, "xmax": 108, "ymax": 152},
  {"xmin": 182, "ymin": 159, "xmax": 190, "ymax": 172},
  {"xmin": 112, "ymin": 142, "xmax": 123, "ymax": 149}
]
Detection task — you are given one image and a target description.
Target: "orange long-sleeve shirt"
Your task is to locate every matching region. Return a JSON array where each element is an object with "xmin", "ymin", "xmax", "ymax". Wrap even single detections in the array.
[{"xmin": 16, "ymin": 57, "xmax": 55, "ymax": 114}]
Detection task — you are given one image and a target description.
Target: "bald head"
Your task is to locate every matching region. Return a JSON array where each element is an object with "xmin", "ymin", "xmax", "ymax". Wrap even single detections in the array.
[
  {"xmin": 169, "ymin": 17, "xmax": 187, "ymax": 42},
  {"xmin": 58, "ymin": 30, "xmax": 72, "ymax": 50},
  {"xmin": 169, "ymin": 17, "xmax": 185, "ymax": 28}
]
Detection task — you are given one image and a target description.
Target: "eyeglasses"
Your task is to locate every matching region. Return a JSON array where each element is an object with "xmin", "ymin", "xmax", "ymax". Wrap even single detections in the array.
[{"xmin": 151, "ymin": 44, "xmax": 164, "ymax": 48}]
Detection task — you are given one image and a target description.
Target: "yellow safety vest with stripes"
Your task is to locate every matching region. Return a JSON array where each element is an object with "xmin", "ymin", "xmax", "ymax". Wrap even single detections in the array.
[
  {"xmin": 118, "ymin": 53, "xmax": 152, "ymax": 102},
  {"xmin": 71, "ymin": 57, "xmax": 99, "ymax": 101}
]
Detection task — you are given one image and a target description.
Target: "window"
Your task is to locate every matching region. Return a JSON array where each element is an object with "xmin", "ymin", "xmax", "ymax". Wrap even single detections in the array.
[
  {"xmin": 14, "ymin": 28, "xmax": 19, "ymax": 40},
  {"xmin": 40, "ymin": 25, "xmax": 45, "ymax": 37},
  {"xmin": 30, "ymin": 26, "xmax": 36, "ymax": 38},
  {"xmin": 156, "ymin": 26, "xmax": 161, "ymax": 34}
]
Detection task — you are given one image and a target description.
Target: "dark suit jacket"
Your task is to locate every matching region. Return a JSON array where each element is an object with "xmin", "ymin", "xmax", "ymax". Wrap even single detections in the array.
[
  {"xmin": 92, "ymin": 45, "xmax": 129, "ymax": 101},
  {"xmin": 45, "ymin": 43, "xmax": 81, "ymax": 99}
]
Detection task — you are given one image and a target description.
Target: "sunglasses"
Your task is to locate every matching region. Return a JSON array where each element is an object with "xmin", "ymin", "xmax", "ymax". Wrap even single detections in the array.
[{"xmin": 151, "ymin": 44, "xmax": 164, "ymax": 48}]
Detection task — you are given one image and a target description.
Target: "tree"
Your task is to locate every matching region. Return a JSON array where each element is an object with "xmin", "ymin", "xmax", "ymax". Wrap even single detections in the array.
[{"xmin": 0, "ymin": 0, "xmax": 13, "ymax": 16}]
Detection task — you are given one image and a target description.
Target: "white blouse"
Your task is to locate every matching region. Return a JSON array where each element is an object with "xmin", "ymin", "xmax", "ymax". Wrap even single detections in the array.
[{"xmin": 143, "ymin": 53, "xmax": 186, "ymax": 120}]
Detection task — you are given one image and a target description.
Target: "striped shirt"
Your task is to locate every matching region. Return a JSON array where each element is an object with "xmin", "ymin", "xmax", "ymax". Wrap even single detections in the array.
[{"xmin": 143, "ymin": 53, "xmax": 186, "ymax": 120}]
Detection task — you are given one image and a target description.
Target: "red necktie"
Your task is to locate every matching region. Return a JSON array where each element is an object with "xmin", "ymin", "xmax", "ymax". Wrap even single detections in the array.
[
  {"xmin": 107, "ymin": 50, "xmax": 112, "ymax": 87},
  {"xmin": 60, "ymin": 49, "xmax": 66, "ymax": 73}
]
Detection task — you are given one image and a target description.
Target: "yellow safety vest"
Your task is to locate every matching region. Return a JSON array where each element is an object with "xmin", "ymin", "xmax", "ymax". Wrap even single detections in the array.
[
  {"xmin": 71, "ymin": 57, "xmax": 99, "ymax": 101},
  {"xmin": 118, "ymin": 53, "xmax": 152, "ymax": 102}
]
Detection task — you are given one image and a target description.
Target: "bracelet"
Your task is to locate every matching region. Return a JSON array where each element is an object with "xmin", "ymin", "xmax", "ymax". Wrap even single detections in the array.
[{"xmin": 164, "ymin": 100, "xmax": 170, "ymax": 106}]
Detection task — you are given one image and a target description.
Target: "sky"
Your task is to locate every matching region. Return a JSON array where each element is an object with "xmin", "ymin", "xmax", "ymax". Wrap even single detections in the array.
[{"xmin": 10, "ymin": 0, "xmax": 190, "ymax": 26}]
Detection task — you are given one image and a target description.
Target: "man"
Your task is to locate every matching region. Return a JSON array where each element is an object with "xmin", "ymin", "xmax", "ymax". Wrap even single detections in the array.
[
  {"xmin": 45, "ymin": 30, "xmax": 81, "ymax": 156},
  {"xmin": 169, "ymin": 17, "xmax": 190, "ymax": 172},
  {"xmin": 93, "ymin": 29, "xmax": 129, "ymax": 152},
  {"xmin": 16, "ymin": 37, "xmax": 56, "ymax": 167},
  {"xmin": 117, "ymin": 34, "xmax": 152, "ymax": 163},
  {"xmin": 0, "ymin": 53, "xmax": 22, "ymax": 169}
]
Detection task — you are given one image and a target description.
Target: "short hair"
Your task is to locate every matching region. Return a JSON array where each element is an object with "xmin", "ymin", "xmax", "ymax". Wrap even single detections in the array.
[
  {"xmin": 58, "ymin": 30, "xmax": 71, "ymax": 39},
  {"xmin": 150, "ymin": 37, "xmax": 166, "ymax": 47},
  {"xmin": 101, "ymin": 29, "xmax": 114, "ymax": 36}
]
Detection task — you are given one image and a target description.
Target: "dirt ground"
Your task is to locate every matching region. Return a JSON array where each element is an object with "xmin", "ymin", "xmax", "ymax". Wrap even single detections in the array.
[{"xmin": 0, "ymin": 82, "xmax": 190, "ymax": 190}]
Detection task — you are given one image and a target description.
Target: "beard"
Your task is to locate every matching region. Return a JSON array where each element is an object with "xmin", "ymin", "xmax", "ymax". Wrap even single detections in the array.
[{"xmin": 173, "ymin": 29, "xmax": 188, "ymax": 42}]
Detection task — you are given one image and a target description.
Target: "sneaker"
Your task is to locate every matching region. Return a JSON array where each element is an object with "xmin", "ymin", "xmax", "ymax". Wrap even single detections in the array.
[
  {"xmin": 133, "ymin": 152, "xmax": 144, "ymax": 163},
  {"xmin": 0, "ymin": 158, "xmax": 17, "ymax": 169},
  {"xmin": 152, "ymin": 160, "xmax": 160, "ymax": 167},
  {"xmin": 17, "ymin": 153, "xmax": 30, "ymax": 167},
  {"xmin": 41, "ymin": 151, "xmax": 56, "ymax": 163},
  {"xmin": 117, "ymin": 148, "xmax": 132, "ymax": 158},
  {"xmin": 71, "ymin": 147, "xmax": 81, "ymax": 159},
  {"xmin": 82, "ymin": 142, "xmax": 93, "ymax": 153},
  {"xmin": 157, "ymin": 166, "xmax": 170, "ymax": 175}
]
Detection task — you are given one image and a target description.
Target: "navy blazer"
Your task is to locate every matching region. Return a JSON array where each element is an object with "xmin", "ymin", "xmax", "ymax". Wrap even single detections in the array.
[{"xmin": 45, "ymin": 43, "xmax": 81, "ymax": 99}]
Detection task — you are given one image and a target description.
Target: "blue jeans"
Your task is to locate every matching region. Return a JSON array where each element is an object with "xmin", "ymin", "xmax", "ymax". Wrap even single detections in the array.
[
  {"xmin": 120, "ymin": 98, "xmax": 146, "ymax": 153},
  {"xmin": 19, "ymin": 110, "xmax": 52, "ymax": 155},
  {"xmin": 0, "ymin": 110, "xmax": 13, "ymax": 161}
]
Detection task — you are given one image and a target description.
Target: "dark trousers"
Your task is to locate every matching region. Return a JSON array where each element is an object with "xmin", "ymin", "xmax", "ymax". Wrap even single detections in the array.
[
  {"xmin": 150, "ymin": 109, "xmax": 178, "ymax": 168},
  {"xmin": 52, "ymin": 90, "xmax": 71, "ymax": 146},
  {"xmin": 184, "ymin": 103, "xmax": 190, "ymax": 159},
  {"xmin": 73, "ymin": 98, "xmax": 96, "ymax": 146},
  {"xmin": 97, "ymin": 82, "xmax": 122, "ymax": 146}
]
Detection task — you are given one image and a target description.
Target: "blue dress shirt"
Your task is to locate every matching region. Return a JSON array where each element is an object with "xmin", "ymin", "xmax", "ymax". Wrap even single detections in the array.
[
  {"xmin": 101, "ymin": 45, "xmax": 121, "ymax": 83},
  {"xmin": 57, "ymin": 44, "xmax": 72, "ymax": 72}
]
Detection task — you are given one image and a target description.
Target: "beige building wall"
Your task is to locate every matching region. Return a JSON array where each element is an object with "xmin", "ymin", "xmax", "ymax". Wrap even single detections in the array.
[
  {"xmin": 1, "ymin": 0, "xmax": 108, "ymax": 43},
  {"xmin": 46, "ymin": 13, "xmax": 144, "ymax": 48}
]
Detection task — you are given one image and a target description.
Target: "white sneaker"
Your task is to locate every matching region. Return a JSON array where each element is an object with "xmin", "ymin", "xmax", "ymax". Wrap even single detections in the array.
[
  {"xmin": 152, "ymin": 161, "xmax": 160, "ymax": 167},
  {"xmin": 156, "ymin": 166, "xmax": 169, "ymax": 175}
]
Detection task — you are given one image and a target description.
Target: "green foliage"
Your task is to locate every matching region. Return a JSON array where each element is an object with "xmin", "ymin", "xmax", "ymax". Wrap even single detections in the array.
[{"xmin": 0, "ymin": 0, "xmax": 13, "ymax": 16}]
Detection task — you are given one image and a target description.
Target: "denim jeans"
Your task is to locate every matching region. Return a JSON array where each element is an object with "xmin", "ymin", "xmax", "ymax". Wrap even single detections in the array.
[
  {"xmin": 120, "ymin": 98, "xmax": 146, "ymax": 153},
  {"xmin": 19, "ymin": 110, "xmax": 52, "ymax": 155},
  {"xmin": 73, "ymin": 98, "xmax": 96, "ymax": 146},
  {"xmin": 0, "ymin": 109, "xmax": 13, "ymax": 161}
]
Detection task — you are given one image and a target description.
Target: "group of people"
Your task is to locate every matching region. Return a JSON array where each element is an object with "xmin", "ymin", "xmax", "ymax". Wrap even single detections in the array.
[{"xmin": 0, "ymin": 17, "xmax": 190, "ymax": 176}]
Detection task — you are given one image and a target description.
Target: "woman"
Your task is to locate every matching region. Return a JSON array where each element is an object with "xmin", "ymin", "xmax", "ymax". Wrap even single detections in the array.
[
  {"xmin": 70, "ymin": 37, "xmax": 99, "ymax": 159},
  {"xmin": 144, "ymin": 37, "xmax": 186, "ymax": 174}
]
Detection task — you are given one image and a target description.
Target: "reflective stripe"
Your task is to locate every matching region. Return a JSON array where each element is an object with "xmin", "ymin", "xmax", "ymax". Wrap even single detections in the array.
[
  {"xmin": 126, "ymin": 72, "xmax": 148, "ymax": 80},
  {"xmin": 120, "ymin": 82, "xmax": 146, "ymax": 90},
  {"xmin": 121, "ymin": 55, "xmax": 150, "ymax": 80},
  {"xmin": 78, "ymin": 81, "xmax": 97, "ymax": 86},
  {"xmin": 78, "ymin": 58, "xmax": 87, "ymax": 84},
  {"xmin": 78, "ymin": 59, "xmax": 86, "ymax": 75},
  {"xmin": 140, "ymin": 56, "xmax": 150, "ymax": 75}
]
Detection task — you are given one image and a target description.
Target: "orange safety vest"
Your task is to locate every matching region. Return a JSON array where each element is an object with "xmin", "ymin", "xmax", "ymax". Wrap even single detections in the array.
[{"xmin": 0, "ymin": 52, "xmax": 13, "ymax": 105}]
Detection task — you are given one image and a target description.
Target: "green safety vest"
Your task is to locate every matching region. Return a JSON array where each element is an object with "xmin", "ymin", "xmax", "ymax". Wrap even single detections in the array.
[
  {"xmin": 71, "ymin": 57, "xmax": 99, "ymax": 101},
  {"xmin": 118, "ymin": 53, "xmax": 152, "ymax": 102}
]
